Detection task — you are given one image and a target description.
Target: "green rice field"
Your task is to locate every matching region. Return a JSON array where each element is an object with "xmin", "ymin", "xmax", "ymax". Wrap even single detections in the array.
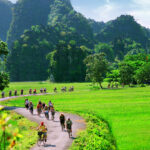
[{"xmin": 1, "ymin": 82, "xmax": 150, "ymax": 150}]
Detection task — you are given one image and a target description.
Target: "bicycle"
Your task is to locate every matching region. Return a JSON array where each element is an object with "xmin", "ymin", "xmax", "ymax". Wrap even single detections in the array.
[
  {"xmin": 37, "ymin": 108, "xmax": 42, "ymax": 116},
  {"xmin": 60, "ymin": 123, "xmax": 65, "ymax": 131},
  {"xmin": 44, "ymin": 111, "xmax": 49, "ymax": 120},
  {"xmin": 67, "ymin": 128, "xmax": 72, "ymax": 138},
  {"xmin": 37, "ymin": 132, "xmax": 47, "ymax": 146},
  {"xmin": 29, "ymin": 107, "xmax": 33, "ymax": 115}
]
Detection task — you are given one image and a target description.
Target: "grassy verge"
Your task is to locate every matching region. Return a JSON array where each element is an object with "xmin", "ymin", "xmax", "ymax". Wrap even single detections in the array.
[
  {"xmin": 0, "ymin": 110, "xmax": 38, "ymax": 150},
  {"xmin": 70, "ymin": 114, "xmax": 116, "ymax": 150}
]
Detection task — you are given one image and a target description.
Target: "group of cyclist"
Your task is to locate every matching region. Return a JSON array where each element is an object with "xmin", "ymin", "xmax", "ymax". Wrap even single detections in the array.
[
  {"xmin": 24, "ymin": 99, "xmax": 73, "ymax": 142},
  {"xmin": 1, "ymin": 88, "xmax": 47, "ymax": 98}
]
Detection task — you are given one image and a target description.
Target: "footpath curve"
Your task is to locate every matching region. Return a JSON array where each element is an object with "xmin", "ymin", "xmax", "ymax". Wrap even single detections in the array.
[{"xmin": 0, "ymin": 94, "xmax": 86, "ymax": 150}]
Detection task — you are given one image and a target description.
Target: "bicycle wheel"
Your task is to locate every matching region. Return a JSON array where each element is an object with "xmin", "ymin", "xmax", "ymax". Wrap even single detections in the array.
[{"xmin": 37, "ymin": 139, "xmax": 42, "ymax": 146}]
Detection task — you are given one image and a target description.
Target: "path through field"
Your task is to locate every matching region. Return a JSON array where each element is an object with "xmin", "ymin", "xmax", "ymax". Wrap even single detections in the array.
[{"xmin": 0, "ymin": 96, "xmax": 86, "ymax": 150}]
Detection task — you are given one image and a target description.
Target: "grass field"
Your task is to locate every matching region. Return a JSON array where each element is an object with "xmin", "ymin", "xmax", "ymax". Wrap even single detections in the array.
[
  {"xmin": 1, "ymin": 82, "xmax": 150, "ymax": 150},
  {"xmin": 0, "ymin": 110, "xmax": 38, "ymax": 150}
]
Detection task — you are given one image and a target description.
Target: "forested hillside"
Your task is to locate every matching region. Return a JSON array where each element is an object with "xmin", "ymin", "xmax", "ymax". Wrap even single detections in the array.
[
  {"xmin": 7, "ymin": 0, "xmax": 51, "ymax": 47},
  {"xmin": 88, "ymin": 19, "xmax": 105, "ymax": 34},
  {"xmin": 95, "ymin": 15, "xmax": 150, "ymax": 48},
  {"xmin": 1, "ymin": 0, "xmax": 149, "ymax": 82},
  {"xmin": 0, "ymin": 0, "xmax": 12, "ymax": 41},
  {"xmin": 7, "ymin": 25, "xmax": 92, "ymax": 81},
  {"xmin": 47, "ymin": 0, "xmax": 94, "ymax": 42}
]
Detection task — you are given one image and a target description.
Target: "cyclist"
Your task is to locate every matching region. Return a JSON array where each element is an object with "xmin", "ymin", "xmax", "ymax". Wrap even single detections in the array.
[
  {"xmin": 33, "ymin": 89, "xmax": 37, "ymax": 94},
  {"xmin": 25, "ymin": 99, "xmax": 29, "ymax": 110},
  {"xmin": 66, "ymin": 118, "xmax": 72, "ymax": 138},
  {"xmin": 14, "ymin": 90, "xmax": 17, "ymax": 96},
  {"xmin": 50, "ymin": 106, "xmax": 55, "ymax": 120},
  {"xmin": 9, "ymin": 90, "xmax": 12, "ymax": 97},
  {"xmin": 59, "ymin": 113, "xmax": 65, "ymax": 131},
  {"xmin": 44, "ymin": 105, "xmax": 49, "ymax": 119},
  {"xmin": 44, "ymin": 88, "xmax": 46, "ymax": 93},
  {"xmin": 42, "ymin": 103, "xmax": 46, "ymax": 110},
  {"xmin": 2, "ymin": 91, "xmax": 5, "ymax": 98},
  {"xmin": 29, "ymin": 89, "xmax": 32, "ymax": 94},
  {"xmin": 37, "ymin": 101, "xmax": 42, "ymax": 116},
  {"xmin": 54, "ymin": 87, "xmax": 57, "ymax": 92},
  {"xmin": 37, "ymin": 122, "xmax": 47, "ymax": 142},
  {"xmin": 29, "ymin": 102, "xmax": 33, "ymax": 114},
  {"xmin": 21, "ymin": 89, "xmax": 24, "ymax": 95},
  {"xmin": 48, "ymin": 101, "xmax": 53, "ymax": 110},
  {"xmin": 40, "ymin": 88, "xmax": 43, "ymax": 93}
]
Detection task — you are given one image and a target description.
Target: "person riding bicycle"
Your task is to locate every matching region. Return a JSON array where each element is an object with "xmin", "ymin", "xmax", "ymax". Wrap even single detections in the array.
[
  {"xmin": 42, "ymin": 103, "xmax": 46, "ymax": 110},
  {"xmin": 29, "ymin": 102, "xmax": 33, "ymax": 114},
  {"xmin": 60, "ymin": 113, "xmax": 65, "ymax": 131},
  {"xmin": 2, "ymin": 91, "xmax": 5, "ymax": 98},
  {"xmin": 44, "ymin": 105, "xmax": 49, "ymax": 119},
  {"xmin": 14, "ymin": 90, "xmax": 17, "ymax": 96},
  {"xmin": 37, "ymin": 122, "xmax": 47, "ymax": 142},
  {"xmin": 21, "ymin": 89, "xmax": 24, "ymax": 95},
  {"xmin": 44, "ymin": 88, "xmax": 46, "ymax": 93},
  {"xmin": 50, "ymin": 106, "xmax": 55, "ymax": 120},
  {"xmin": 37, "ymin": 101, "xmax": 42, "ymax": 115},
  {"xmin": 48, "ymin": 101, "xmax": 53, "ymax": 110},
  {"xmin": 66, "ymin": 118, "xmax": 72, "ymax": 137},
  {"xmin": 9, "ymin": 90, "xmax": 12, "ymax": 97},
  {"xmin": 25, "ymin": 99, "xmax": 29, "ymax": 109},
  {"xmin": 29, "ymin": 89, "xmax": 32, "ymax": 94},
  {"xmin": 33, "ymin": 89, "xmax": 37, "ymax": 94}
]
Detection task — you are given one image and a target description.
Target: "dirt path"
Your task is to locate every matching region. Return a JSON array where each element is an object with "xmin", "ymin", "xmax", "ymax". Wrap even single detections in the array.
[{"xmin": 0, "ymin": 96, "xmax": 86, "ymax": 150}]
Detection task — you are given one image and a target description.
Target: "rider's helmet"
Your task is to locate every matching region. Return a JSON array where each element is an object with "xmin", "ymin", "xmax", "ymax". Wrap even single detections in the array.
[{"xmin": 41, "ymin": 122, "xmax": 44, "ymax": 126}]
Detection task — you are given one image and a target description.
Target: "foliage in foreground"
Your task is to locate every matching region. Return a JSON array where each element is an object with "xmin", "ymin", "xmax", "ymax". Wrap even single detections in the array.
[
  {"xmin": 70, "ymin": 114, "xmax": 116, "ymax": 150},
  {"xmin": 0, "ymin": 110, "xmax": 38, "ymax": 150}
]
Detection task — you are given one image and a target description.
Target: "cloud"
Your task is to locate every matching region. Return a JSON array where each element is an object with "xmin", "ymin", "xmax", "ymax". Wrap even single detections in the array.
[
  {"xmin": 9, "ymin": 0, "xmax": 17, "ymax": 3},
  {"xmin": 92, "ymin": 2, "xmax": 124, "ymax": 22},
  {"xmin": 73, "ymin": 0, "xmax": 150, "ymax": 28},
  {"xmin": 127, "ymin": 0, "xmax": 150, "ymax": 28}
]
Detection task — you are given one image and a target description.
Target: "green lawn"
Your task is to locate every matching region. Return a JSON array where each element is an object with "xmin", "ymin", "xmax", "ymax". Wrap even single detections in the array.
[{"xmin": 1, "ymin": 82, "xmax": 150, "ymax": 150}]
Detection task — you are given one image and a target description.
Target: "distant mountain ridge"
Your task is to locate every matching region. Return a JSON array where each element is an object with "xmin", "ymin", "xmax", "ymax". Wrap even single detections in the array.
[
  {"xmin": 0, "ymin": 0, "xmax": 149, "ymax": 48},
  {"xmin": 0, "ymin": 0, "xmax": 12, "ymax": 41},
  {"xmin": 95, "ymin": 15, "xmax": 150, "ymax": 47}
]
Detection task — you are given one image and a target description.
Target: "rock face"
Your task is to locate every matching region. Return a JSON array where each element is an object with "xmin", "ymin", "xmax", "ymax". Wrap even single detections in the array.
[
  {"xmin": 0, "ymin": 0, "xmax": 12, "ymax": 41},
  {"xmin": 47, "ymin": 0, "xmax": 93, "ymax": 41},
  {"xmin": 7, "ymin": 0, "xmax": 51, "ymax": 47},
  {"xmin": 7, "ymin": 0, "xmax": 94, "ymax": 48}
]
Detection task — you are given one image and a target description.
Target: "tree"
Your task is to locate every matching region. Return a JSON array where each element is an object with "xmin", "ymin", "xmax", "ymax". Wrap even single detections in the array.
[
  {"xmin": 47, "ymin": 40, "xmax": 89, "ymax": 82},
  {"xmin": 106, "ymin": 70, "xmax": 120, "ymax": 84},
  {"xmin": 119, "ymin": 62, "xmax": 134, "ymax": 85},
  {"xmin": 135, "ymin": 63, "xmax": 150, "ymax": 84},
  {"xmin": 84, "ymin": 53, "xmax": 108, "ymax": 88},
  {"xmin": 94, "ymin": 43, "xmax": 114, "ymax": 62},
  {"xmin": 0, "ymin": 40, "xmax": 9, "ymax": 91}
]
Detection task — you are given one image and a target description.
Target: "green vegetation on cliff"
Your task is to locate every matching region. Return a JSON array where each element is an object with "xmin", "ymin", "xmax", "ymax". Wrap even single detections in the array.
[
  {"xmin": 0, "ymin": 0, "xmax": 12, "ymax": 41},
  {"xmin": 7, "ymin": 0, "xmax": 51, "ymax": 47}
]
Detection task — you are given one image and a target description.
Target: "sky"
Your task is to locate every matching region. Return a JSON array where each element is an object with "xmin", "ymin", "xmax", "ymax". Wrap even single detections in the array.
[{"xmin": 9, "ymin": 0, "xmax": 150, "ymax": 28}]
